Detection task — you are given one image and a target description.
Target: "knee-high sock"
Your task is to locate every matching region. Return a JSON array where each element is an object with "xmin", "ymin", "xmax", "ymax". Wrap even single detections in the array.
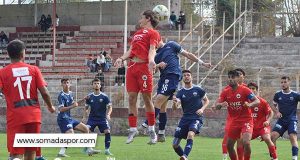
[
  {"xmin": 128, "ymin": 114, "xmax": 137, "ymax": 128},
  {"xmin": 268, "ymin": 145, "xmax": 277, "ymax": 159},
  {"xmin": 174, "ymin": 145, "xmax": 184, "ymax": 156},
  {"xmin": 144, "ymin": 107, "xmax": 160, "ymax": 125},
  {"xmin": 222, "ymin": 134, "xmax": 228, "ymax": 154},
  {"xmin": 292, "ymin": 146, "xmax": 298, "ymax": 156},
  {"xmin": 36, "ymin": 147, "xmax": 41, "ymax": 157},
  {"xmin": 146, "ymin": 112, "xmax": 155, "ymax": 126},
  {"xmin": 105, "ymin": 133, "xmax": 111, "ymax": 149},
  {"xmin": 183, "ymin": 139, "xmax": 193, "ymax": 157},
  {"xmin": 237, "ymin": 146, "xmax": 244, "ymax": 160},
  {"xmin": 158, "ymin": 112, "xmax": 167, "ymax": 131}
]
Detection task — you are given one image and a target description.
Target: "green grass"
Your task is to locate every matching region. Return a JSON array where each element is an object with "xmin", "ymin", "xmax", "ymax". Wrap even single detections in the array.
[{"xmin": 0, "ymin": 133, "xmax": 297, "ymax": 160}]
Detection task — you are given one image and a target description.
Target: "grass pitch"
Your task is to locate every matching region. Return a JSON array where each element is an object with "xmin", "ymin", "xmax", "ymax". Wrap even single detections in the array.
[{"xmin": 0, "ymin": 134, "xmax": 296, "ymax": 160}]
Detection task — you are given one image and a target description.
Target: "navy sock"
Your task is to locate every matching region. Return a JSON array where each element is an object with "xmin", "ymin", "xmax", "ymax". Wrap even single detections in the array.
[
  {"xmin": 183, "ymin": 139, "xmax": 193, "ymax": 157},
  {"xmin": 174, "ymin": 145, "xmax": 184, "ymax": 156},
  {"xmin": 144, "ymin": 107, "xmax": 160, "ymax": 125},
  {"xmin": 292, "ymin": 146, "xmax": 298, "ymax": 156},
  {"xmin": 158, "ymin": 112, "xmax": 167, "ymax": 131},
  {"xmin": 105, "ymin": 133, "xmax": 111, "ymax": 149}
]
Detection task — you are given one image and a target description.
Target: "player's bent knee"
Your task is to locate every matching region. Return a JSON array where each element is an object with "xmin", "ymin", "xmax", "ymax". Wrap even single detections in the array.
[{"xmin": 104, "ymin": 129, "xmax": 110, "ymax": 134}]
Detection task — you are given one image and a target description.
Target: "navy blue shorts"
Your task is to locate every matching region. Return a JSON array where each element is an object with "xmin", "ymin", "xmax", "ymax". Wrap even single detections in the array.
[
  {"xmin": 157, "ymin": 74, "xmax": 180, "ymax": 100},
  {"xmin": 174, "ymin": 118, "xmax": 203, "ymax": 139},
  {"xmin": 57, "ymin": 118, "xmax": 80, "ymax": 133},
  {"xmin": 272, "ymin": 118, "xmax": 298, "ymax": 136},
  {"xmin": 86, "ymin": 119, "xmax": 110, "ymax": 133}
]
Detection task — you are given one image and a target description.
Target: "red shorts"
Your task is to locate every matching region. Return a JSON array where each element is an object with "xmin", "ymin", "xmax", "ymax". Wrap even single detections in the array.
[
  {"xmin": 251, "ymin": 126, "xmax": 271, "ymax": 140},
  {"xmin": 228, "ymin": 122, "xmax": 253, "ymax": 140},
  {"xmin": 126, "ymin": 62, "xmax": 153, "ymax": 93},
  {"xmin": 7, "ymin": 122, "xmax": 41, "ymax": 155}
]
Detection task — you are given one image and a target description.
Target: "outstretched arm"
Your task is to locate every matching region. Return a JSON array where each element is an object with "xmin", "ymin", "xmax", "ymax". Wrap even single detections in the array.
[{"xmin": 181, "ymin": 50, "xmax": 212, "ymax": 68}]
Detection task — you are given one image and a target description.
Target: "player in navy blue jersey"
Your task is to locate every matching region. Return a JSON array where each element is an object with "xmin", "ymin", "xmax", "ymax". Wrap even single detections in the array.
[
  {"xmin": 271, "ymin": 76, "xmax": 300, "ymax": 160},
  {"xmin": 141, "ymin": 40, "xmax": 211, "ymax": 142},
  {"xmin": 172, "ymin": 70, "xmax": 209, "ymax": 160},
  {"xmin": 82, "ymin": 78, "xmax": 113, "ymax": 156},
  {"xmin": 56, "ymin": 78, "xmax": 99, "ymax": 157}
]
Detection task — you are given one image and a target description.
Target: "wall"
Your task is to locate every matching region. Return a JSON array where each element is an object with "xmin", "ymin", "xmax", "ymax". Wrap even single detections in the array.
[{"xmin": 0, "ymin": 0, "xmax": 181, "ymax": 27}]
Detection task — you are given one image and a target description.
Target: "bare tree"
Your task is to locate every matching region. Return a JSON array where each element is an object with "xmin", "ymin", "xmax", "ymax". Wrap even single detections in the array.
[{"xmin": 284, "ymin": 0, "xmax": 300, "ymax": 36}]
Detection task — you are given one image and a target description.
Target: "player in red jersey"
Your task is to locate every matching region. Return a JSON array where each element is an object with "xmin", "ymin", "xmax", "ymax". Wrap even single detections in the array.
[
  {"xmin": 0, "ymin": 40, "xmax": 55, "ymax": 160},
  {"xmin": 247, "ymin": 82, "xmax": 278, "ymax": 160},
  {"xmin": 215, "ymin": 70, "xmax": 260, "ymax": 160},
  {"xmin": 114, "ymin": 10, "xmax": 160, "ymax": 144},
  {"xmin": 221, "ymin": 68, "xmax": 246, "ymax": 160}
]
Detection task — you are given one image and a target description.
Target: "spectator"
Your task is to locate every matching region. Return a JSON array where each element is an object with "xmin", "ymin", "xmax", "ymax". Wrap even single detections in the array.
[
  {"xmin": 38, "ymin": 14, "xmax": 47, "ymax": 32},
  {"xmin": 176, "ymin": 11, "xmax": 186, "ymax": 30},
  {"xmin": 101, "ymin": 50, "xmax": 112, "ymax": 72},
  {"xmin": 96, "ymin": 54, "xmax": 106, "ymax": 71},
  {"xmin": 56, "ymin": 14, "xmax": 59, "ymax": 27},
  {"xmin": 46, "ymin": 14, "xmax": 52, "ymax": 31},
  {"xmin": 115, "ymin": 63, "xmax": 125, "ymax": 86},
  {"xmin": 86, "ymin": 55, "xmax": 96, "ymax": 72},
  {"xmin": 0, "ymin": 31, "xmax": 9, "ymax": 47},
  {"xmin": 95, "ymin": 69, "xmax": 105, "ymax": 90},
  {"xmin": 169, "ymin": 11, "xmax": 177, "ymax": 30}
]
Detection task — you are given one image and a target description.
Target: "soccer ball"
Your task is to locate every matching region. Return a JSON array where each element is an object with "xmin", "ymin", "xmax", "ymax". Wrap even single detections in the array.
[{"xmin": 153, "ymin": 4, "xmax": 169, "ymax": 21}]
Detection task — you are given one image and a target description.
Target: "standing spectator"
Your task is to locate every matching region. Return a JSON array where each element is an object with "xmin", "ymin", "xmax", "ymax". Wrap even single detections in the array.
[
  {"xmin": 115, "ymin": 63, "xmax": 125, "ymax": 86},
  {"xmin": 38, "ymin": 14, "xmax": 47, "ymax": 32},
  {"xmin": 169, "ymin": 11, "xmax": 177, "ymax": 30},
  {"xmin": 56, "ymin": 14, "xmax": 59, "ymax": 27},
  {"xmin": 0, "ymin": 31, "xmax": 9, "ymax": 47},
  {"xmin": 86, "ymin": 55, "xmax": 96, "ymax": 72},
  {"xmin": 176, "ymin": 11, "xmax": 186, "ymax": 30},
  {"xmin": 0, "ymin": 40, "xmax": 55, "ymax": 159},
  {"xmin": 46, "ymin": 14, "xmax": 52, "ymax": 31}
]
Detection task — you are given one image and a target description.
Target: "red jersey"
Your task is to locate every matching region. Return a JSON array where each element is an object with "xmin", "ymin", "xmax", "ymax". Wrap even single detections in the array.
[
  {"xmin": 251, "ymin": 96, "xmax": 271, "ymax": 130},
  {"xmin": 0, "ymin": 62, "xmax": 46, "ymax": 127},
  {"xmin": 129, "ymin": 28, "xmax": 160, "ymax": 62},
  {"xmin": 219, "ymin": 85, "xmax": 255, "ymax": 126}
]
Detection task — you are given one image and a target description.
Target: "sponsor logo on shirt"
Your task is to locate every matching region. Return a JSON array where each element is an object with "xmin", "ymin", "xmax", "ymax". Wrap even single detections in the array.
[
  {"xmin": 12, "ymin": 67, "xmax": 29, "ymax": 77},
  {"xmin": 193, "ymin": 92, "xmax": 197, "ymax": 96}
]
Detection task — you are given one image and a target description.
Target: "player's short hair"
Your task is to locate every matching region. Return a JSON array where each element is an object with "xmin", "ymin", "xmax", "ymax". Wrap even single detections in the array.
[
  {"xmin": 228, "ymin": 70, "xmax": 240, "ymax": 77},
  {"xmin": 235, "ymin": 68, "xmax": 245, "ymax": 76},
  {"xmin": 92, "ymin": 78, "xmax": 101, "ymax": 84},
  {"xmin": 61, "ymin": 78, "xmax": 70, "ymax": 84},
  {"xmin": 247, "ymin": 82, "xmax": 258, "ymax": 90},
  {"xmin": 143, "ymin": 10, "xmax": 159, "ymax": 28},
  {"xmin": 7, "ymin": 39, "xmax": 26, "ymax": 60},
  {"xmin": 182, "ymin": 70, "xmax": 191, "ymax": 74},
  {"xmin": 281, "ymin": 76, "xmax": 290, "ymax": 81}
]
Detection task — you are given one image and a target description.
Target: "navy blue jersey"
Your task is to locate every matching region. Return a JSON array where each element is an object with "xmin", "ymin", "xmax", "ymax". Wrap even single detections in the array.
[
  {"xmin": 176, "ymin": 85, "xmax": 206, "ymax": 119},
  {"xmin": 85, "ymin": 92, "xmax": 111, "ymax": 121},
  {"xmin": 155, "ymin": 41, "xmax": 183, "ymax": 79},
  {"xmin": 273, "ymin": 90, "xmax": 300, "ymax": 121},
  {"xmin": 57, "ymin": 91, "xmax": 75, "ymax": 120}
]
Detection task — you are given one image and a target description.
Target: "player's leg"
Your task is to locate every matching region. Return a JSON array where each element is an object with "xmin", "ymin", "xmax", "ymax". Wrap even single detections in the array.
[
  {"xmin": 157, "ymin": 98, "xmax": 169, "ymax": 142},
  {"xmin": 141, "ymin": 94, "xmax": 159, "ymax": 134},
  {"xmin": 180, "ymin": 131, "xmax": 195, "ymax": 160},
  {"xmin": 9, "ymin": 124, "xmax": 26, "ymax": 159},
  {"xmin": 236, "ymin": 138, "xmax": 244, "ymax": 160},
  {"xmin": 227, "ymin": 126, "xmax": 241, "ymax": 160},
  {"xmin": 288, "ymin": 120, "xmax": 298, "ymax": 160},
  {"xmin": 126, "ymin": 92, "xmax": 139, "ymax": 144},
  {"xmin": 24, "ymin": 123, "xmax": 41, "ymax": 160},
  {"xmin": 271, "ymin": 119, "xmax": 286, "ymax": 146},
  {"xmin": 103, "ymin": 129, "xmax": 113, "ymax": 155},
  {"xmin": 173, "ymin": 137, "xmax": 184, "ymax": 157},
  {"xmin": 241, "ymin": 132, "xmax": 251, "ymax": 160},
  {"xmin": 173, "ymin": 119, "xmax": 186, "ymax": 158},
  {"xmin": 261, "ymin": 133, "xmax": 277, "ymax": 160},
  {"xmin": 57, "ymin": 128, "xmax": 74, "ymax": 157},
  {"xmin": 35, "ymin": 147, "xmax": 47, "ymax": 160},
  {"xmin": 227, "ymin": 138, "xmax": 237, "ymax": 160},
  {"xmin": 222, "ymin": 131, "xmax": 228, "ymax": 160},
  {"xmin": 24, "ymin": 150, "xmax": 35, "ymax": 160}
]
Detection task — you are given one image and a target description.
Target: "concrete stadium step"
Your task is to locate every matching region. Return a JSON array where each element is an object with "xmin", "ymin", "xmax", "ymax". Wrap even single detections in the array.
[
  {"xmin": 245, "ymin": 37, "xmax": 300, "ymax": 43},
  {"xmin": 66, "ymin": 36, "xmax": 123, "ymax": 43},
  {"xmin": 240, "ymin": 43, "xmax": 300, "ymax": 49},
  {"xmin": 76, "ymin": 31, "xmax": 124, "ymax": 37},
  {"xmin": 235, "ymin": 48, "xmax": 299, "ymax": 55},
  {"xmin": 60, "ymin": 42, "xmax": 118, "ymax": 49},
  {"xmin": 55, "ymin": 49, "xmax": 111, "ymax": 55}
]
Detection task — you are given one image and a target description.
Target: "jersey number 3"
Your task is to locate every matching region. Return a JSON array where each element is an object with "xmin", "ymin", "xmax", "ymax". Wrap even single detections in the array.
[{"xmin": 14, "ymin": 76, "xmax": 32, "ymax": 99}]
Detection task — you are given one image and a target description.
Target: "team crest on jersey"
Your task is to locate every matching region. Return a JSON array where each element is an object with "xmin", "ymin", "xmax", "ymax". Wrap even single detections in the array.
[
  {"xmin": 143, "ymin": 29, "xmax": 148, "ymax": 33},
  {"xmin": 182, "ymin": 94, "xmax": 186, "ymax": 98},
  {"xmin": 236, "ymin": 94, "xmax": 241, "ymax": 99},
  {"xmin": 279, "ymin": 97, "xmax": 282, "ymax": 100},
  {"xmin": 254, "ymin": 107, "xmax": 259, "ymax": 111},
  {"xmin": 142, "ymin": 75, "xmax": 147, "ymax": 80},
  {"xmin": 91, "ymin": 100, "xmax": 94, "ymax": 103},
  {"xmin": 164, "ymin": 79, "xmax": 169, "ymax": 84},
  {"xmin": 193, "ymin": 92, "xmax": 197, "ymax": 96},
  {"xmin": 290, "ymin": 97, "xmax": 294, "ymax": 100},
  {"xmin": 99, "ymin": 99, "xmax": 103, "ymax": 102}
]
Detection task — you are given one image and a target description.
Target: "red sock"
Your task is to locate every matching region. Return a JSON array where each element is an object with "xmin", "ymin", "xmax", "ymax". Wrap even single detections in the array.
[
  {"xmin": 128, "ymin": 115, "xmax": 137, "ymax": 127},
  {"xmin": 237, "ymin": 146, "xmax": 244, "ymax": 160},
  {"xmin": 146, "ymin": 112, "xmax": 155, "ymax": 126},
  {"xmin": 222, "ymin": 134, "xmax": 228, "ymax": 154},
  {"xmin": 269, "ymin": 145, "xmax": 277, "ymax": 159},
  {"xmin": 244, "ymin": 154, "xmax": 250, "ymax": 160},
  {"xmin": 36, "ymin": 147, "xmax": 41, "ymax": 156}
]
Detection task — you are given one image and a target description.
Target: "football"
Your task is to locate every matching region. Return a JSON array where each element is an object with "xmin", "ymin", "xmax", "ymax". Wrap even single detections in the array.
[{"xmin": 153, "ymin": 4, "xmax": 169, "ymax": 20}]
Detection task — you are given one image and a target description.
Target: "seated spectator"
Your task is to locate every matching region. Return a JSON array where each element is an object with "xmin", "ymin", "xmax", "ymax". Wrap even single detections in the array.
[
  {"xmin": 96, "ymin": 54, "xmax": 106, "ymax": 71},
  {"xmin": 86, "ymin": 55, "xmax": 96, "ymax": 72},
  {"xmin": 38, "ymin": 14, "xmax": 47, "ymax": 32},
  {"xmin": 100, "ymin": 49, "xmax": 112, "ymax": 72},
  {"xmin": 0, "ymin": 31, "xmax": 9, "ymax": 47}
]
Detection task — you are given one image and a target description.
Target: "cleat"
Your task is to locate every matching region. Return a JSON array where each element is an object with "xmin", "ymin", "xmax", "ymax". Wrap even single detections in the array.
[
  {"xmin": 126, "ymin": 129, "xmax": 139, "ymax": 144},
  {"xmin": 57, "ymin": 153, "xmax": 70, "ymax": 157},
  {"xmin": 147, "ymin": 130, "xmax": 157, "ymax": 145},
  {"xmin": 105, "ymin": 150, "xmax": 113, "ymax": 156},
  {"xmin": 35, "ymin": 156, "xmax": 47, "ymax": 160},
  {"xmin": 180, "ymin": 155, "xmax": 188, "ymax": 160},
  {"xmin": 157, "ymin": 134, "xmax": 166, "ymax": 142},
  {"xmin": 138, "ymin": 123, "xmax": 148, "ymax": 135},
  {"xmin": 86, "ymin": 149, "xmax": 100, "ymax": 156}
]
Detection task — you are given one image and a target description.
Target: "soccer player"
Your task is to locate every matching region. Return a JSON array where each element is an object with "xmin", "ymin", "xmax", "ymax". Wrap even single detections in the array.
[
  {"xmin": 221, "ymin": 68, "xmax": 247, "ymax": 160},
  {"xmin": 0, "ymin": 40, "xmax": 55, "ymax": 160},
  {"xmin": 215, "ymin": 70, "xmax": 260, "ymax": 160},
  {"xmin": 172, "ymin": 70, "xmax": 209, "ymax": 160},
  {"xmin": 271, "ymin": 76, "xmax": 300, "ymax": 160},
  {"xmin": 114, "ymin": 10, "xmax": 160, "ymax": 144},
  {"xmin": 56, "ymin": 78, "xmax": 98, "ymax": 157},
  {"xmin": 247, "ymin": 82, "xmax": 277, "ymax": 160},
  {"xmin": 82, "ymin": 78, "xmax": 113, "ymax": 155},
  {"xmin": 141, "ymin": 40, "xmax": 211, "ymax": 142}
]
